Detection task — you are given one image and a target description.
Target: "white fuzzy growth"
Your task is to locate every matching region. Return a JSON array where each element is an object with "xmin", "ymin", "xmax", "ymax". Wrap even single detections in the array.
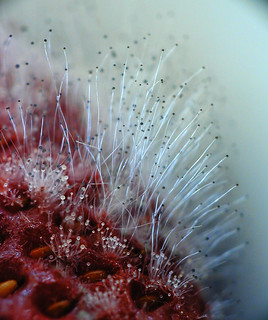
[
  {"xmin": 0, "ymin": 29, "xmax": 242, "ymax": 319},
  {"xmin": 79, "ymin": 46, "xmax": 242, "ymax": 317},
  {"xmin": 49, "ymin": 226, "xmax": 86, "ymax": 263},
  {"xmin": 80, "ymin": 277, "xmax": 130, "ymax": 320}
]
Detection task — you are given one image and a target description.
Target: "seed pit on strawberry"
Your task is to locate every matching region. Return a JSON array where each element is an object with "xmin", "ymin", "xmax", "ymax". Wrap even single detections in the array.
[
  {"xmin": 79, "ymin": 270, "xmax": 107, "ymax": 283},
  {"xmin": 129, "ymin": 279, "xmax": 172, "ymax": 312},
  {"xmin": 46, "ymin": 299, "xmax": 72, "ymax": 318},
  {"xmin": 72, "ymin": 249, "xmax": 119, "ymax": 281},
  {"xmin": 31, "ymin": 281, "xmax": 78, "ymax": 318},
  {"xmin": 0, "ymin": 280, "xmax": 18, "ymax": 298},
  {"xmin": 20, "ymin": 225, "xmax": 53, "ymax": 257},
  {"xmin": 0, "ymin": 259, "xmax": 27, "ymax": 296},
  {"xmin": 29, "ymin": 245, "xmax": 53, "ymax": 259}
]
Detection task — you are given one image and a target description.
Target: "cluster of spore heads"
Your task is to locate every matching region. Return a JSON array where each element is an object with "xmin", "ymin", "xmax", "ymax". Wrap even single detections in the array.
[{"xmin": 0, "ymin": 33, "xmax": 210, "ymax": 319}]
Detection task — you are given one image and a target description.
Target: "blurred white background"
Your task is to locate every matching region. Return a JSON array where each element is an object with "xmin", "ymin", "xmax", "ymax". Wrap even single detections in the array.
[{"xmin": 0, "ymin": 0, "xmax": 267, "ymax": 319}]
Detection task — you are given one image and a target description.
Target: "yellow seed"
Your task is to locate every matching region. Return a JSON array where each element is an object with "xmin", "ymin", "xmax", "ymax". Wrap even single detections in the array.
[
  {"xmin": 136, "ymin": 295, "xmax": 159, "ymax": 310},
  {"xmin": 29, "ymin": 246, "xmax": 52, "ymax": 258},
  {"xmin": 0, "ymin": 280, "xmax": 18, "ymax": 298},
  {"xmin": 80, "ymin": 270, "xmax": 107, "ymax": 283},
  {"xmin": 46, "ymin": 300, "xmax": 71, "ymax": 318}
]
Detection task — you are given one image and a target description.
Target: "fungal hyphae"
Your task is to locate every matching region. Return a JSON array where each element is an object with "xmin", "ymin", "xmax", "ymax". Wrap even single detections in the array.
[{"xmin": 0, "ymin": 10, "xmax": 243, "ymax": 320}]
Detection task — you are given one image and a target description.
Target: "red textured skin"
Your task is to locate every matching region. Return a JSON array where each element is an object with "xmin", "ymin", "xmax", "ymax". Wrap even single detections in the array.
[
  {"xmin": 0, "ymin": 52, "xmax": 210, "ymax": 320},
  {"xmin": 0, "ymin": 203, "xmax": 209, "ymax": 319}
]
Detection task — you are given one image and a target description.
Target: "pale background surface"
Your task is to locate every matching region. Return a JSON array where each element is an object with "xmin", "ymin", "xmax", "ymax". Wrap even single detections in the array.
[{"xmin": 0, "ymin": 1, "xmax": 267, "ymax": 319}]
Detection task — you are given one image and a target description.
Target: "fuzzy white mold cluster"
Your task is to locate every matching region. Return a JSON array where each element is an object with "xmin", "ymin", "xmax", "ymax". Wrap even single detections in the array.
[{"xmin": 0, "ymin": 20, "xmax": 243, "ymax": 319}]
